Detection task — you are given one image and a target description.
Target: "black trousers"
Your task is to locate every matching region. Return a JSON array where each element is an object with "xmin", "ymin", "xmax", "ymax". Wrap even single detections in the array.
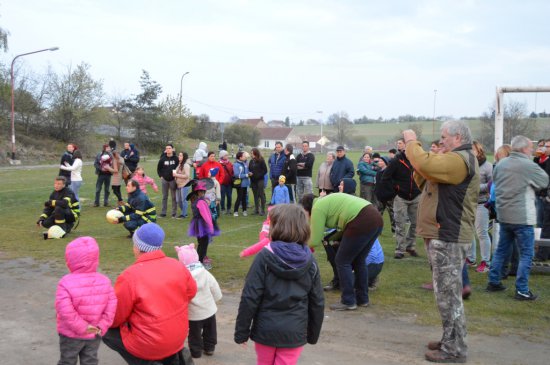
[
  {"xmin": 188, "ymin": 315, "xmax": 217, "ymax": 357},
  {"xmin": 197, "ymin": 236, "xmax": 209, "ymax": 263},
  {"xmin": 102, "ymin": 328, "xmax": 187, "ymax": 365},
  {"xmin": 43, "ymin": 207, "xmax": 75, "ymax": 232},
  {"xmin": 58, "ymin": 334, "xmax": 100, "ymax": 365}
]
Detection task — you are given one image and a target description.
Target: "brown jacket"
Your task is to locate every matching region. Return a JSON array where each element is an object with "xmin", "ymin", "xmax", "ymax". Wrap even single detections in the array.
[{"xmin": 406, "ymin": 141, "xmax": 479, "ymax": 243}]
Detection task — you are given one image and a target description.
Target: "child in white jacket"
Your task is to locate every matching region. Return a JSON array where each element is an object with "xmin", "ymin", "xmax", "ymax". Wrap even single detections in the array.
[{"xmin": 175, "ymin": 243, "xmax": 222, "ymax": 359}]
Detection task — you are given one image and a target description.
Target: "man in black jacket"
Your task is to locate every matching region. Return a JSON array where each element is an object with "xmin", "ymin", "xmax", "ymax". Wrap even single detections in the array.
[
  {"xmin": 157, "ymin": 144, "xmax": 178, "ymax": 218},
  {"xmin": 120, "ymin": 142, "xmax": 140, "ymax": 173},
  {"xmin": 296, "ymin": 141, "xmax": 315, "ymax": 204},
  {"xmin": 37, "ymin": 176, "xmax": 80, "ymax": 234},
  {"xmin": 378, "ymin": 138, "xmax": 421, "ymax": 259},
  {"xmin": 329, "ymin": 145, "xmax": 354, "ymax": 191},
  {"xmin": 282, "ymin": 144, "xmax": 298, "ymax": 203}
]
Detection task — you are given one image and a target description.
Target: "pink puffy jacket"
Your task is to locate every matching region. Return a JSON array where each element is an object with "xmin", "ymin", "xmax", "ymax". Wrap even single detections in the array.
[{"xmin": 55, "ymin": 237, "xmax": 117, "ymax": 339}]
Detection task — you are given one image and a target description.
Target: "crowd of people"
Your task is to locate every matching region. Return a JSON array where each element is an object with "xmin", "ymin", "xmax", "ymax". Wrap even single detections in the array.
[{"xmin": 43, "ymin": 123, "xmax": 550, "ymax": 364}]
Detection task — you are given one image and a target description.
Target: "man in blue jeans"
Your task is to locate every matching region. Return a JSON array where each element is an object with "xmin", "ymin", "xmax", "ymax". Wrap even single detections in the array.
[{"xmin": 487, "ymin": 135, "xmax": 548, "ymax": 301}]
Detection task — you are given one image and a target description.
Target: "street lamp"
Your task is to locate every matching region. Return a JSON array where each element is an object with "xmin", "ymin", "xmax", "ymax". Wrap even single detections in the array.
[
  {"xmin": 179, "ymin": 71, "xmax": 190, "ymax": 118},
  {"xmin": 316, "ymin": 110, "xmax": 323, "ymax": 153},
  {"xmin": 432, "ymin": 89, "xmax": 437, "ymax": 139},
  {"xmin": 10, "ymin": 47, "xmax": 59, "ymax": 163}
]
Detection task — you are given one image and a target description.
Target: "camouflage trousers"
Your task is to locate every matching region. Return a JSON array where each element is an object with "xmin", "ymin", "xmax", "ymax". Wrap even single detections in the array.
[{"xmin": 427, "ymin": 239, "xmax": 470, "ymax": 358}]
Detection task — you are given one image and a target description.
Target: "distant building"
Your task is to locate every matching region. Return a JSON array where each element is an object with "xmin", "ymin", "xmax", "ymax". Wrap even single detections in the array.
[
  {"xmin": 258, "ymin": 127, "xmax": 294, "ymax": 150},
  {"xmin": 236, "ymin": 117, "xmax": 268, "ymax": 129},
  {"xmin": 267, "ymin": 120, "xmax": 287, "ymax": 128}
]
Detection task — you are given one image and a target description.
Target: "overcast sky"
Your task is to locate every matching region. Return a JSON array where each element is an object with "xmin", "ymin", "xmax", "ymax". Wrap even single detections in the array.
[{"xmin": 2, "ymin": 0, "xmax": 550, "ymax": 123}]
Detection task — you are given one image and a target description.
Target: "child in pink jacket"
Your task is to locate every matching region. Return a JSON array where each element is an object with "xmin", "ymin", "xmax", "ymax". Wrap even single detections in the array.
[
  {"xmin": 55, "ymin": 237, "xmax": 117, "ymax": 365},
  {"xmin": 132, "ymin": 166, "xmax": 159, "ymax": 195},
  {"xmin": 239, "ymin": 208, "xmax": 272, "ymax": 258}
]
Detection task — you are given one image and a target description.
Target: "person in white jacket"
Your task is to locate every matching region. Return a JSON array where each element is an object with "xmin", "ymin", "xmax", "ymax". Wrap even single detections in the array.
[
  {"xmin": 59, "ymin": 150, "xmax": 83, "ymax": 201},
  {"xmin": 175, "ymin": 243, "xmax": 222, "ymax": 359}
]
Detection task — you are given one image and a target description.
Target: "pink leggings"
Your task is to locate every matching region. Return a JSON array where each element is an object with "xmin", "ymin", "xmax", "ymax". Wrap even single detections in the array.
[{"xmin": 255, "ymin": 342, "xmax": 304, "ymax": 365}]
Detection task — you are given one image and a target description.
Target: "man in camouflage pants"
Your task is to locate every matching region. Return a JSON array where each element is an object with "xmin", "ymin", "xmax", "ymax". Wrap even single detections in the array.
[{"xmin": 404, "ymin": 120, "xmax": 479, "ymax": 363}]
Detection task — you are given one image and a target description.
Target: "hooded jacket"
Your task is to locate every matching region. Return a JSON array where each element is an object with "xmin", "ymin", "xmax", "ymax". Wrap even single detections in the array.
[
  {"xmin": 112, "ymin": 250, "xmax": 197, "ymax": 360},
  {"xmin": 55, "ymin": 237, "xmax": 117, "ymax": 339},
  {"xmin": 186, "ymin": 263, "xmax": 223, "ymax": 321},
  {"xmin": 157, "ymin": 153, "xmax": 178, "ymax": 181},
  {"xmin": 121, "ymin": 145, "xmax": 140, "ymax": 172},
  {"xmin": 235, "ymin": 241, "xmax": 324, "ymax": 348},
  {"xmin": 378, "ymin": 151, "xmax": 420, "ymax": 201}
]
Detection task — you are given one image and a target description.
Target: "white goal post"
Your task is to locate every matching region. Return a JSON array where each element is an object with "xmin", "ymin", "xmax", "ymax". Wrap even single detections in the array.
[{"xmin": 495, "ymin": 86, "xmax": 550, "ymax": 149}]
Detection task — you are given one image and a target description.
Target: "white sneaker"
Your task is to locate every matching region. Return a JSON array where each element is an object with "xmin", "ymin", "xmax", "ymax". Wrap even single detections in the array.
[
  {"xmin": 233, "ymin": 212, "xmax": 238, "ymax": 217},
  {"xmin": 243, "ymin": 211, "xmax": 248, "ymax": 217}
]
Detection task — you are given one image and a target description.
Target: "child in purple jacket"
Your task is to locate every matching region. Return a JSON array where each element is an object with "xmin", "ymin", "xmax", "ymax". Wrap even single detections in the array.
[{"xmin": 55, "ymin": 237, "xmax": 117, "ymax": 365}]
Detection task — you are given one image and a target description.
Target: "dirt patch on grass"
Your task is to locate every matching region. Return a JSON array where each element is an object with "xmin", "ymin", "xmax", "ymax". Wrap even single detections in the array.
[{"xmin": 1, "ymin": 257, "xmax": 549, "ymax": 365}]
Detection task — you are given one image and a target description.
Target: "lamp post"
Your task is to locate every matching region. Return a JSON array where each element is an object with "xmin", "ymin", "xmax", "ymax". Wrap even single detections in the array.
[
  {"xmin": 432, "ymin": 89, "xmax": 437, "ymax": 139},
  {"xmin": 10, "ymin": 47, "xmax": 59, "ymax": 162},
  {"xmin": 316, "ymin": 110, "xmax": 323, "ymax": 153},
  {"xmin": 179, "ymin": 71, "xmax": 190, "ymax": 118}
]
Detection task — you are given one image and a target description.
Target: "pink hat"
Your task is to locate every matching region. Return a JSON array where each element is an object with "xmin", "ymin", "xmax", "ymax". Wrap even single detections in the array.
[
  {"xmin": 175, "ymin": 244, "xmax": 199, "ymax": 266},
  {"xmin": 193, "ymin": 180, "xmax": 208, "ymax": 191}
]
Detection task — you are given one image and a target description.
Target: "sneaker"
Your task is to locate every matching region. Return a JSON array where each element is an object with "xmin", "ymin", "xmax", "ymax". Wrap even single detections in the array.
[
  {"xmin": 486, "ymin": 282, "xmax": 506, "ymax": 292},
  {"xmin": 394, "ymin": 252, "xmax": 405, "ymax": 259},
  {"xmin": 323, "ymin": 281, "xmax": 340, "ymax": 291},
  {"xmin": 425, "ymin": 349, "xmax": 467, "ymax": 363},
  {"xmin": 176, "ymin": 215, "xmax": 185, "ymax": 219},
  {"xmin": 233, "ymin": 212, "xmax": 239, "ymax": 217},
  {"xmin": 159, "ymin": 214, "xmax": 167, "ymax": 218},
  {"xmin": 329, "ymin": 302, "xmax": 357, "ymax": 311},
  {"xmin": 476, "ymin": 261, "xmax": 489, "ymax": 273},
  {"xmin": 357, "ymin": 301, "xmax": 370, "ymax": 307},
  {"xmin": 465, "ymin": 258, "xmax": 477, "ymax": 267},
  {"xmin": 406, "ymin": 248, "xmax": 419, "ymax": 257},
  {"xmin": 514, "ymin": 290, "xmax": 538, "ymax": 301},
  {"xmin": 427, "ymin": 341, "xmax": 441, "ymax": 351},
  {"xmin": 421, "ymin": 282, "xmax": 434, "ymax": 291},
  {"xmin": 203, "ymin": 257, "xmax": 213, "ymax": 270},
  {"xmin": 462, "ymin": 285, "xmax": 472, "ymax": 300},
  {"xmin": 242, "ymin": 211, "xmax": 248, "ymax": 217},
  {"xmin": 204, "ymin": 349, "xmax": 214, "ymax": 356}
]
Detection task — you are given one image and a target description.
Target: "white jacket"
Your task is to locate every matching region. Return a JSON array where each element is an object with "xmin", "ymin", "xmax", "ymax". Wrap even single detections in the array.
[{"xmin": 187, "ymin": 263, "xmax": 222, "ymax": 321}]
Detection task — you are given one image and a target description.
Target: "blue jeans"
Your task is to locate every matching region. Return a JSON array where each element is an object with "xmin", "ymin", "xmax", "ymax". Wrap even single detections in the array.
[
  {"xmin": 488, "ymin": 223, "xmax": 534, "ymax": 293},
  {"xmin": 95, "ymin": 174, "xmax": 111, "ymax": 205},
  {"xmin": 220, "ymin": 184, "xmax": 232, "ymax": 211},
  {"xmin": 535, "ymin": 196, "xmax": 545, "ymax": 227},
  {"xmin": 71, "ymin": 180, "xmax": 82, "ymax": 202},
  {"xmin": 176, "ymin": 186, "xmax": 190, "ymax": 217},
  {"xmin": 336, "ymin": 226, "xmax": 383, "ymax": 305}
]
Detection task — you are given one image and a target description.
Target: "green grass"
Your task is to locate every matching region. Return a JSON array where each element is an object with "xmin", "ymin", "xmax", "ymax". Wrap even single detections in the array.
[{"xmin": 1, "ymin": 155, "xmax": 549, "ymax": 340}]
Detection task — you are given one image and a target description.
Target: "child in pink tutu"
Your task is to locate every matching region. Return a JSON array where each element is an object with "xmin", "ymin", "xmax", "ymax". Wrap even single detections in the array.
[{"xmin": 187, "ymin": 180, "xmax": 220, "ymax": 269}]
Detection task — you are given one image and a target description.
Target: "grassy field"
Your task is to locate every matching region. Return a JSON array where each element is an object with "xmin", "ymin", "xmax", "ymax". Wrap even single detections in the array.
[{"xmin": 1, "ymin": 152, "xmax": 549, "ymax": 339}]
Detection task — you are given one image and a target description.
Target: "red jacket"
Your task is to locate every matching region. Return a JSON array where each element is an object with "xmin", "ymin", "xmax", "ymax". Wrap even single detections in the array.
[
  {"xmin": 111, "ymin": 250, "xmax": 197, "ymax": 360},
  {"xmin": 219, "ymin": 159, "xmax": 234, "ymax": 186},
  {"xmin": 198, "ymin": 160, "xmax": 225, "ymax": 185}
]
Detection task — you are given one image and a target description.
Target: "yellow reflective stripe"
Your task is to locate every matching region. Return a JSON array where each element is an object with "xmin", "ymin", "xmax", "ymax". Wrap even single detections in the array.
[
  {"xmin": 135, "ymin": 210, "xmax": 144, "ymax": 215},
  {"xmin": 40, "ymin": 214, "xmax": 48, "ymax": 219},
  {"xmin": 143, "ymin": 217, "xmax": 151, "ymax": 223},
  {"xmin": 51, "ymin": 200, "xmax": 56, "ymax": 207},
  {"xmin": 145, "ymin": 208, "xmax": 156, "ymax": 213},
  {"xmin": 55, "ymin": 219, "xmax": 66, "ymax": 224}
]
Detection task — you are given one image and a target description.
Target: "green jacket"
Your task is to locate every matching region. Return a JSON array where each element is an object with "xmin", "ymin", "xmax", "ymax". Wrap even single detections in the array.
[{"xmin": 309, "ymin": 193, "xmax": 369, "ymax": 247}]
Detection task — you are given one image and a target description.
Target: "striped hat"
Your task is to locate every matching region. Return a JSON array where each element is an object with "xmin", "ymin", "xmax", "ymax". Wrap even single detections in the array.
[{"xmin": 133, "ymin": 223, "xmax": 165, "ymax": 252}]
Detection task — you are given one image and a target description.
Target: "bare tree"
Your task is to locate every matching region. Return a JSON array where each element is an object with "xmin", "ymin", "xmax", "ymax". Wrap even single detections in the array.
[
  {"xmin": 328, "ymin": 111, "xmax": 352, "ymax": 145},
  {"xmin": 44, "ymin": 63, "xmax": 104, "ymax": 141},
  {"xmin": 480, "ymin": 100, "xmax": 536, "ymax": 151}
]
